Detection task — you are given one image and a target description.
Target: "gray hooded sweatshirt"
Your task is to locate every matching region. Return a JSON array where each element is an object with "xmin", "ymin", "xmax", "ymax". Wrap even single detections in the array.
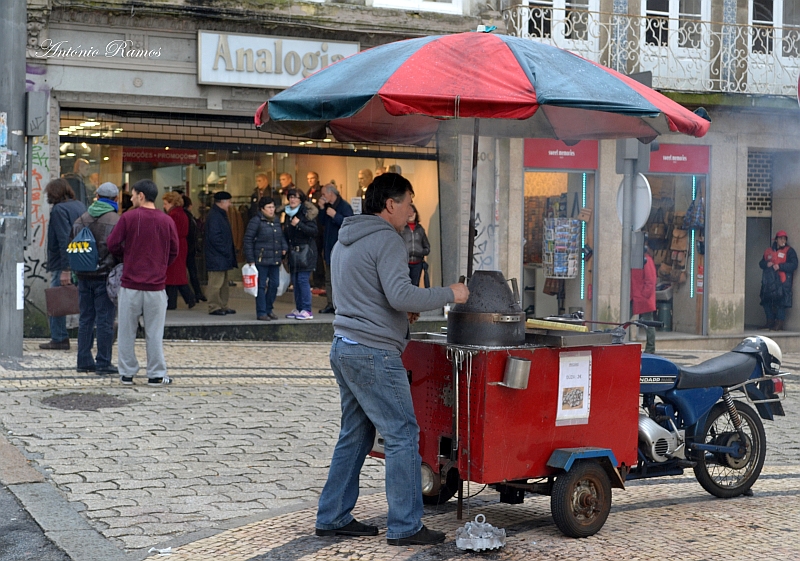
[{"xmin": 331, "ymin": 214, "xmax": 454, "ymax": 353}]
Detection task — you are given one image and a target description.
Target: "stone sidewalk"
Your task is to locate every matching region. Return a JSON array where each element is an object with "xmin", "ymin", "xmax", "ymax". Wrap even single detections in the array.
[{"xmin": 0, "ymin": 341, "xmax": 798, "ymax": 560}]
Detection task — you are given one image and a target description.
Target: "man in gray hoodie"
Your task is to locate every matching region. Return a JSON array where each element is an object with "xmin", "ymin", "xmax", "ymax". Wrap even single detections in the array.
[{"xmin": 315, "ymin": 173, "xmax": 469, "ymax": 546}]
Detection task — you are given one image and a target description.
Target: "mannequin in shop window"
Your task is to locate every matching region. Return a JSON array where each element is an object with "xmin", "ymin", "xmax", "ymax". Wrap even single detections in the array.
[
  {"xmin": 759, "ymin": 230, "xmax": 797, "ymax": 331},
  {"xmin": 62, "ymin": 158, "xmax": 91, "ymax": 207}
]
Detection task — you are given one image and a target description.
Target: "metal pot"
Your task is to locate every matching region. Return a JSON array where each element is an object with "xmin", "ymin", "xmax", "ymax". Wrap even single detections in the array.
[{"xmin": 447, "ymin": 271, "xmax": 526, "ymax": 347}]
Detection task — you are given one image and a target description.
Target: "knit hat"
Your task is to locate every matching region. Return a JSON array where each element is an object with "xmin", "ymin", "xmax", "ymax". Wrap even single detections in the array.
[
  {"xmin": 213, "ymin": 191, "xmax": 232, "ymax": 201},
  {"xmin": 96, "ymin": 182, "xmax": 119, "ymax": 199}
]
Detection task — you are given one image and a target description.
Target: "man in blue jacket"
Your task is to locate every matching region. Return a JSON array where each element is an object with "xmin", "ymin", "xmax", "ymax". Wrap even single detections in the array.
[
  {"xmin": 316, "ymin": 183, "xmax": 353, "ymax": 314},
  {"xmin": 41, "ymin": 178, "xmax": 87, "ymax": 350},
  {"xmin": 204, "ymin": 191, "xmax": 238, "ymax": 315}
]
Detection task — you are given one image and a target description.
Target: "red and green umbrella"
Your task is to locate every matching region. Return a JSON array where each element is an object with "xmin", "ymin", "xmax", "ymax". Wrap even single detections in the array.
[{"xmin": 255, "ymin": 31, "xmax": 709, "ymax": 146}]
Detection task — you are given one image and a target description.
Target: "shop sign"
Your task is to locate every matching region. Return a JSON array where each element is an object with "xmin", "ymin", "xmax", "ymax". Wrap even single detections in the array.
[
  {"xmin": 648, "ymin": 144, "xmax": 709, "ymax": 174},
  {"xmin": 523, "ymin": 139, "xmax": 598, "ymax": 170},
  {"xmin": 122, "ymin": 147, "xmax": 198, "ymax": 165},
  {"xmin": 197, "ymin": 31, "xmax": 360, "ymax": 89}
]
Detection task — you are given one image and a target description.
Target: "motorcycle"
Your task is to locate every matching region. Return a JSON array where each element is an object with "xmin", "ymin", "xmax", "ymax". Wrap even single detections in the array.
[{"xmin": 617, "ymin": 322, "xmax": 787, "ymax": 496}]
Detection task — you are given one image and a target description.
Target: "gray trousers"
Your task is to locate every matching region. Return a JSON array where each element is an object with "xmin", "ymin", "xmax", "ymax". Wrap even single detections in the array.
[{"xmin": 117, "ymin": 287, "xmax": 168, "ymax": 379}]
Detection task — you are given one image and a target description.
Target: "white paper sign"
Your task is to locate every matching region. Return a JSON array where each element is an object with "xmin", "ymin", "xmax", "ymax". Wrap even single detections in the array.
[
  {"xmin": 17, "ymin": 262, "xmax": 25, "ymax": 310},
  {"xmin": 556, "ymin": 351, "xmax": 592, "ymax": 426},
  {"xmin": 350, "ymin": 197, "xmax": 362, "ymax": 215}
]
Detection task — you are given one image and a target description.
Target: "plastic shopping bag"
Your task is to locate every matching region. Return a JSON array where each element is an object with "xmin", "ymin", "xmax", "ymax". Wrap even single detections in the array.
[
  {"xmin": 242, "ymin": 264, "xmax": 258, "ymax": 297},
  {"xmin": 277, "ymin": 263, "xmax": 290, "ymax": 297}
]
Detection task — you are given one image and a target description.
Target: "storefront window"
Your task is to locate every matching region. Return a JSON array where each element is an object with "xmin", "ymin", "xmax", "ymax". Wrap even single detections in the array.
[
  {"xmin": 522, "ymin": 139, "xmax": 598, "ymax": 320},
  {"xmin": 642, "ymin": 144, "xmax": 709, "ymax": 334}
]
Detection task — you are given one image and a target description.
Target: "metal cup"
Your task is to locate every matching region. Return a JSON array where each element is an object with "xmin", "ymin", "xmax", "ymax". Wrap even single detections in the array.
[{"xmin": 499, "ymin": 356, "xmax": 531, "ymax": 390}]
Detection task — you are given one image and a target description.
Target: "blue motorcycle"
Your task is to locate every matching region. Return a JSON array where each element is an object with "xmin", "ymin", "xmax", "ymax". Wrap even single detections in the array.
[{"xmin": 622, "ymin": 324, "xmax": 787, "ymax": 497}]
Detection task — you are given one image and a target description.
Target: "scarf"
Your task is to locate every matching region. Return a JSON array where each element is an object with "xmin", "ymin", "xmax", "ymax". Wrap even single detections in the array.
[
  {"xmin": 87, "ymin": 199, "xmax": 118, "ymax": 217},
  {"xmin": 284, "ymin": 204, "xmax": 300, "ymax": 218}
]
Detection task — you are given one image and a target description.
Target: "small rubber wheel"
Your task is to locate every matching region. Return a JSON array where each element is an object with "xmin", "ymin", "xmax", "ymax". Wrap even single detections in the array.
[
  {"xmin": 422, "ymin": 469, "xmax": 459, "ymax": 505},
  {"xmin": 550, "ymin": 461, "xmax": 612, "ymax": 538}
]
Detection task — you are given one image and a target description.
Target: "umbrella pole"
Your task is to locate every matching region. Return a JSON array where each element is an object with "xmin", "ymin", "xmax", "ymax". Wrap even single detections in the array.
[{"xmin": 466, "ymin": 118, "xmax": 480, "ymax": 279}]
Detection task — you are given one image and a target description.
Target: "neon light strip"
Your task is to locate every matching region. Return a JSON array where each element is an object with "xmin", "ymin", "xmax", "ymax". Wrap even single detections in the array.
[
  {"xmin": 581, "ymin": 173, "xmax": 586, "ymax": 300},
  {"xmin": 690, "ymin": 176, "xmax": 696, "ymax": 298}
]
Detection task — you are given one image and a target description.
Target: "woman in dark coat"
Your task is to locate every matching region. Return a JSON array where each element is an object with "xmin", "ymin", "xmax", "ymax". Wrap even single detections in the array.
[
  {"xmin": 163, "ymin": 191, "xmax": 196, "ymax": 310},
  {"xmin": 759, "ymin": 229, "xmax": 798, "ymax": 331},
  {"xmin": 244, "ymin": 196, "xmax": 287, "ymax": 321},
  {"xmin": 401, "ymin": 204, "xmax": 431, "ymax": 287},
  {"xmin": 283, "ymin": 189, "xmax": 318, "ymax": 320}
]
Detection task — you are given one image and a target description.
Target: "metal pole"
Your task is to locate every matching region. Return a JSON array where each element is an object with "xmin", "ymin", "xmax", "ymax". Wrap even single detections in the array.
[
  {"xmin": 0, "ymin": 0, "xmax": 27, "ymax": 358},
  {"xmin": 466, "ymin": 118, "xmax": 479, "ymax": 279},
  {"xmin": 619, "ymin": 158, "xmax": 634, "ymax": 336}
]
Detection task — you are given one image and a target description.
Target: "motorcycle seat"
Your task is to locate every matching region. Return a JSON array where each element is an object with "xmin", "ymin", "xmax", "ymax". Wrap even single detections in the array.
[{"xmin": 676, "ymin": 352, "xmax": 758, "ymax": 390}]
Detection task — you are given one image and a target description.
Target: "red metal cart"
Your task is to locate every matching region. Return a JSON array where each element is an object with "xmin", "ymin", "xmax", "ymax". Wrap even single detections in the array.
[{"xmin": 379, "ymin": 331, "xmax": 642, "ymax": 537}]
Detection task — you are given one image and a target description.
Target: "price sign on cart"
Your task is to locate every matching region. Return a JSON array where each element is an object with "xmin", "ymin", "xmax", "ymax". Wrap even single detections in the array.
[{"xmin": 556, "ymin": 351, "xmax": 592, "ymax": 426}]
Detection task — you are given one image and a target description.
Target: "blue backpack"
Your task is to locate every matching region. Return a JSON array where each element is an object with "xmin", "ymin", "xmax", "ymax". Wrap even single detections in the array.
[{"xmin": 67, "ymin": 223, "xmax": 98, "ymax": 272}]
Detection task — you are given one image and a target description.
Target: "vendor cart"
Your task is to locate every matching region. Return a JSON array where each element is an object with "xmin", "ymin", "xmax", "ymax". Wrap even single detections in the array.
[{"xmin": 382, "ymin": 329, "xmax": 641, "ymax": 538}]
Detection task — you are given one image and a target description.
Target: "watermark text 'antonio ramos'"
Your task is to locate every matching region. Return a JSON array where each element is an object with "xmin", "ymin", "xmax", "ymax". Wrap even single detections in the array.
[{"xmin": 33, "ymin": 39, "xmax": 161, "ymax": 59}]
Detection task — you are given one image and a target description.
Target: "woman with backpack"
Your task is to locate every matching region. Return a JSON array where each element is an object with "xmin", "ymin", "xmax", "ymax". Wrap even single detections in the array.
[{"xmin": 759, "ymin": 229, "xmax": 798, "ymax": 331}]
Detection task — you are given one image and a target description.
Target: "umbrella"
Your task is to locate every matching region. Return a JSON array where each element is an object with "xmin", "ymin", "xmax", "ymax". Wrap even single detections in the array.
[{"xmin": 255, "ymin": 31, "xmax": 710, "ymax": 276}]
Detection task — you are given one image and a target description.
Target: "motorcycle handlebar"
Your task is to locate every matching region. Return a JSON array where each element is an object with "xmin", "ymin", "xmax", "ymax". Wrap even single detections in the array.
[{"xmin": 638, "ymin": 320, "xmax": 664, "ymax": 328}]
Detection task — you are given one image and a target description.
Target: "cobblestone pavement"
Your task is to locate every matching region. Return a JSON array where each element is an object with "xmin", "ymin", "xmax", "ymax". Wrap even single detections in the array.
[{"xmin": 0, "ymin": 342, "xmax": 798, "ymax": 560}]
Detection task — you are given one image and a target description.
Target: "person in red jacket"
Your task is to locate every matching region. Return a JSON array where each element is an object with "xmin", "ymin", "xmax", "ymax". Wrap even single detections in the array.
[
  {"xmin": 162, "ymin": 191, "xmax": 196, "ymax": 310},
  {"xmin": 631, "ymin": 240, "xmax": 657, "ymax": 353},
  {"xmin": 107, "ymin": 179, "xmax": 178, "ymax": 386}
]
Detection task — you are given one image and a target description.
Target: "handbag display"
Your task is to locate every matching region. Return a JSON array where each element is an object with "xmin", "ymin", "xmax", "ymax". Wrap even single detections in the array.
[
  {"xmin": 658, "ymin": 263, "xmax": 673, "ymax": 281},
  {"xmin": 45, "ymin": 284, "xmax": 80, "ymax": 317},
  {"xmin": 670, "ymin": 229, "xmax": 689, "ymax": 252}
]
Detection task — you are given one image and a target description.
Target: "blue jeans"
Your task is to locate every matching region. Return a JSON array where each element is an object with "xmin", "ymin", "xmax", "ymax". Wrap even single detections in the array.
[
  {"xmin": 408, "ymin": 262, "xmax": 423, "ymax": 287},
  {"xmin": 77, "ymin": 278, "xmax": 117, "ymax": 370},
  {"xmin": 291, "ymin": 270, "xmax": 312, "ymax": 313},
  {"xmin": 317, "ymin": 338, "xmax": 423, "ymax": 539},
  {"xmin": 256, "ymin": 264, "xmax": 281, "ymax": 316},
  {"xmin": 764, "ymin": 304, "xmax": 786, "ymax": 322},
  {"xmin": 49, "ymin": 271, "xmax": 68, "ymax": 341}
]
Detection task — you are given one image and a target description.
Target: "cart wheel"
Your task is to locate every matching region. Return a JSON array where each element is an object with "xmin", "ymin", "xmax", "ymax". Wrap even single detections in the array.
[
  {"xmin": 422, "ymin": 469, "xmax": 459, "ymax": 505},
  {"xmin": 550, "ymin": 461, "xmax": 612, "ymax": 538}
]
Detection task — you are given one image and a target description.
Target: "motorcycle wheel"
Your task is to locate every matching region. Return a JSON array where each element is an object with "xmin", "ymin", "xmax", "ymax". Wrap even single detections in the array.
[
  {"xmin": 692, "ymin": 400, "xmax": 766, "ymax": 499},
  {"xmin": 550, "ymin": 461, "xmax": 611, "ymax": 538}
]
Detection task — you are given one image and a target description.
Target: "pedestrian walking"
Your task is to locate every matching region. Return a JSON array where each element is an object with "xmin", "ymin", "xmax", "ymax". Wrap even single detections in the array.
[
  {"xmin": 315, "ymin": 173, "xmax": 469, "ymax": 545},
  {"xmin": 163, "ymin": 192, "xmax": 196, "ymax": 310},
  {"xmin": 204, "ymin": 191, "xmax": 238, "ymax": 316},
  {"xmin": 244, "ymin": 196, "xmax": 287, "ymax": 321},
  {"xmin": 317, "ymin": 183, "xmax": 353, "ymax": 313},
  {"xmin": 41, "ymin": 178, "xmax": 87, "ymax": 350},
  {"xmin": 182, "ymin": 195, "xmax": 206, "ymax": 302},
  {"xmin": 72, "ymin": 182, "xmax": 120, "ymax": 374},
  {"xmin": 283, "ymin": 189, "xmax": 318, "ymax": 320},
  {"xmin": 631, "ymin": 240, "xmax": 657, "ymax": 353},
  {"xmin": 402, "ymin": 204, "xmax": 430, "ymax": 288},
  {"xmin": 759, "ymin": 229, "xmax": 798, "ymax": 331},
  {"xmin": 106, "ymin": 179, "xmax": 178, "ymax": 386}
]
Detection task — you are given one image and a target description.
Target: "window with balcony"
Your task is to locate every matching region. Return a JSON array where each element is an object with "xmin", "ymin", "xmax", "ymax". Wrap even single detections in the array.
[
  {"xmin": 783, "ymin": 0, "xmax": 800, "ymax": 57},
  {"xmin": 372, "ymin": 0, "xmax": 463, "ymax": 15},
  {"xmin": 645, "ymin": 0, "xmax": 670, "ymax": 47},
  {"xmin": 678, "ymin": 0, "xmax": 703, "ymax": 48},
  {"xmin": 523, "ymin": 0, "xmax": 592, "ymax": 40},
  {"xmin": 645, "ymin": 0, "xmax": 702, "ymax": 47},
  {"xmin": 751, "ymin": 0, "xmax": 775, "ymax": 54}
]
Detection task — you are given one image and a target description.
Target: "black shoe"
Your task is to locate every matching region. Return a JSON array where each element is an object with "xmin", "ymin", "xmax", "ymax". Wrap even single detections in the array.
[
  {"xmin": 257, "ymin": 315, "xmax": 272, "ymax": 321},
  {"xmin": 197, "ymin": 295, "xmax": 208, "ymax": 302},
  {"xmin": 387, "ymin": 526, "xmax": 445, "ymax": 546},
  {"xmin": 319, "ymin": 305, "xmax": 335, "ymax": 314},
  {"xmin": 209, "ymin": 309, "xmax": 227, "ymax": 316},
  {"xmin": 148, "ymin": 376, "xmax": 172, "ymax": 386},
  {"xmin": 96, "ymin": 365, "xmax": 119, "ymax": 375},
  {"xmin": 77, "ymin": 365, "xmax": 96, "ymax": 373},
  {"xmin": 120, "ymin": 376, "xmax": 134, "ymax": 385},
  {"xmin": 267, "ymin": 313, "xmax": 278, "ymax": 320},
  {"xmin": 223, "ymin": 308, "xmax": 237, "ymax": 315},
  {"xmin": 188, "ymin": 301, "xmax": 196, "ymax": 309},
  {"xmin": 39, "ymin": 339, "xmax": 70, "ymax": 350},
  {"xmin": 316, "ymin": 519, "xmax": 379, "ymax": 537}
]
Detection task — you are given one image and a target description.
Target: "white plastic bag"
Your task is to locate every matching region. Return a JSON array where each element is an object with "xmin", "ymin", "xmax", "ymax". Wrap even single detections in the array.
[
  {"xmin": 277, "ymin": 263, "xmax": 290, "ymax": 297},
  {"xmin": 242, "ymin": 263, "xmax": 258, "ymax": 297}
]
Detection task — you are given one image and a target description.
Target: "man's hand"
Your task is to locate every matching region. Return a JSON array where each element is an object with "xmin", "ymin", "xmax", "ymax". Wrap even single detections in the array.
[
  {"xmin": 317, "ymin": 195, "xmax": 327, "ymax": 209},
  {"xmin": 773, "ymin": 263, "xmax": 780, "ymax": 271},
  {"xmin": 60, "ymin": 271, "xmax": 72, "ymax": 285},
  {"xmin": 291, "ymin": 216, "xmax": 300, "ymax": 227},
  {"xmin": 449, "ymin": 282, "xmax": 469, "ymax": 304},
  {"xmin": 407, "ymin": 312, "xmax": 420, "ymax": 325},
  {"xmin": 326, "ymin": 207, "xmax": 337, "ymax": 218}
]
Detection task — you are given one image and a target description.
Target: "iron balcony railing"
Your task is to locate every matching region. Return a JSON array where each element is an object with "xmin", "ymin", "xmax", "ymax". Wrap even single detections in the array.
[{"xmin": 502, "ymin": 6, "xmax": 800, "ymax": 98}]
